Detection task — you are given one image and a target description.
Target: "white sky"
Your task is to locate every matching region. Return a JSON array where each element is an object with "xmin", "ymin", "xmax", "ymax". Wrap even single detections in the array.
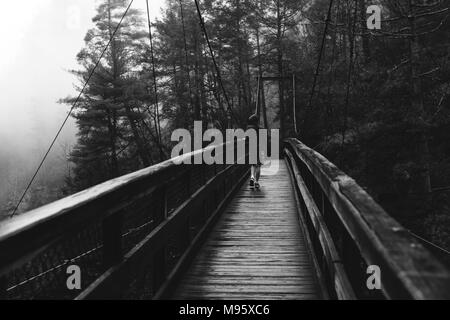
[{"xmin": 0, "ymin": 0, "xmax": 166, "ymax": 157}]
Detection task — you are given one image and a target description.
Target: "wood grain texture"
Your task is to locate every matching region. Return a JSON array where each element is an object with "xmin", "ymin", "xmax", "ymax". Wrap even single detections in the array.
[
  {"xmin": 285, "ymin": 138, "xmax": 450, "ymax": 300},
  {"xmin": 173, "ymin": 160, "xmax": 322, "ymax": 300}
]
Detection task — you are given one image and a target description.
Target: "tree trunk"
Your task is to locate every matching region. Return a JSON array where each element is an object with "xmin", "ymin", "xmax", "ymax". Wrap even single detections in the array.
[
  {"xmin": 107, "ymin": 110, "xmax": 119, "ymax": 177},
  {"xmin": 256, "ymin": 27, "xmax": 268, "ymax": 129},
  {"xmin": 125, "ymin": 107, "xmax": 151, "ymax": 167},
  {"xmin": 359, "ymin": 0, "xmax": 370, "ymax": 61},
  {"xmin": 193, "ymin": 28, "xmax": 202, "ymax": 121},
  {"xmin": 276, "ymin": 0, "xmax": 284, "ymax": 138},
  {"xmin": 107, "ymin": 1, "xmax": 118, "ymax": 177},
  {"xmin": 179, "ymin": 0, "xmax": 195, "ymax": 118},
  {"xmin": 200, "ymin": 44, "xmax": 208, "ymax": 124}
]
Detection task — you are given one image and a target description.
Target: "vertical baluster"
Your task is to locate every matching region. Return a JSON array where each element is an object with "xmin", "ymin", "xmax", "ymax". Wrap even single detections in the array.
[
  {"xmin": 182, "ymin": 217, "xmax": 192, "ymax": 247},
  {"xmin": 152, "ymin": 186, "xmax": 167, "ymax": 293},
  {"xmin": 103, "ymin": 212, "xmax": 124, "ymax": 268},
  {"xmin": 102, "ymin": 210, "xmax": 124, "ymax": 299},
  {"xmin": 154, "ymin": 186, "xmax": 168, "ymax": 223}
]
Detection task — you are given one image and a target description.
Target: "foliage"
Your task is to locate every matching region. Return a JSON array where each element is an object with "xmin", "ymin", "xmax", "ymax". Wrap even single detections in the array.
[{"xmin": 61, "ymin": 0, "xmax": 450, "ymax": 261}]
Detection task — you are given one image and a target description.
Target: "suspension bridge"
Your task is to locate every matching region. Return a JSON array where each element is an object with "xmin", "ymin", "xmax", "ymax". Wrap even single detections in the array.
[
  {"xmin": 1, "ymin": 137, "xmax": 450, "ymax": 300},
  {"xmin": 1, "ymin": 0, "xmax": 450, "ymax": 300}
]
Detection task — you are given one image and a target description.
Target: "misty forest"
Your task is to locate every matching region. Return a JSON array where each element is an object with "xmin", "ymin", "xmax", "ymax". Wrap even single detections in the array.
[{"xmin": 1, "ymin": 0, "xmax": 450, "ymax": 266}]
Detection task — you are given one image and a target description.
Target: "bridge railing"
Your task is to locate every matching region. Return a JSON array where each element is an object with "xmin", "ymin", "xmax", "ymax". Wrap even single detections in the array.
[
  {"xmin": 0, "ymin": 142, "xmax": 249, "ymax": 299},
  {"xmin": 284, "ymin": 138, "xmax": 450, "ymax": 300}
]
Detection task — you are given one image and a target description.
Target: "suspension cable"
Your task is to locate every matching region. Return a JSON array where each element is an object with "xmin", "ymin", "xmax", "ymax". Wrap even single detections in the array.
[
  {"xmin": 193, "ymin": 0, "xmax": 236, "ymax": 124},
  {"xmin": 306, "ymin": 0, "xmax": 334, "ymax": 110},
  {"xmin": 145, "ymin": 0, "xmax": 162, "ymax": 148},
  {"xmin": 325, "ymin": 6, "xmax": 338, "ymax": 136},
  {"xmin": 408, "ymin": 230, "xmax": 450, "ymax": 256},
  {"xmin": 341, "ymin": 2, "xmax": 358, "ymax": 150},
  {"xmin": 179, "ymin": 0, "xmax": 195, "ymax": 116},
  {"xmin": 10, "ymin": 0, "xmax": 135, "ymax": 218}
]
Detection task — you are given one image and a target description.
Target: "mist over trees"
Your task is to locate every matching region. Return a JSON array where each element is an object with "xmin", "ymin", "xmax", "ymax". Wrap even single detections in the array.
[
  {"xmin": 61, "ymin": 0, "xmax": 162, "ymax": 191},
  {"xmin": 0, "ymin": 115, "xmax": 75, "ymax": 220}
]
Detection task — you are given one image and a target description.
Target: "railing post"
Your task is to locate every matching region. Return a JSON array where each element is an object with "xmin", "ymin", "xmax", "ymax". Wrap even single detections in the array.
[
  {"xmin": 101, "ymin": 211, "xmax": 124, "ymax": 299},
  {"xmin": 103, "ymin": 212, "xmax": 124, "ymax": 268},
  {"xmin": 154, "ymin": 186, "xmax": 168, "ymax": 223},
  {"xmin": 182, "ymin": 168, "xmax": 193, "ymax": 245}
]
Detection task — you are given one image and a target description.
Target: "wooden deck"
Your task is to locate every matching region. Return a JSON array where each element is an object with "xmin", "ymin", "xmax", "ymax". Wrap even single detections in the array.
[{"xmin": 173, "ymin": 160, "xmax": 322, "ymax": 300}]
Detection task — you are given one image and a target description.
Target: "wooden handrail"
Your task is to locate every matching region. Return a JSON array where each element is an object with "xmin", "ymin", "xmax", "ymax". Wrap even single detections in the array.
[
  {"xmin": 284, "ymin": 138, "xmax": 450, "ymax": 299},
  {"xmin": 0, "ymin": 150, "xmax": 193, "ymax": 273},
  {"xmin": 0, "ymin": 141, "xmax": 250, "ymax": 299},
  {"xmin": 3, "ymin": 135, "xmax": 447, "ymax": 300}
]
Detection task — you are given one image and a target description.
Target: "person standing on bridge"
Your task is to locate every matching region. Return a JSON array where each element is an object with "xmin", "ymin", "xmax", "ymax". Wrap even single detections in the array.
[{"xmin": 247, "ymin": 114, "xmax": 261, "ymax": 189}]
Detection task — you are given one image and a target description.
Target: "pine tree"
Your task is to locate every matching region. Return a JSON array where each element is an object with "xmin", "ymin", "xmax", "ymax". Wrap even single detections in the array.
[{"xmin": 63, "ymin": 0, "xmax": 154, "ymax": 190}]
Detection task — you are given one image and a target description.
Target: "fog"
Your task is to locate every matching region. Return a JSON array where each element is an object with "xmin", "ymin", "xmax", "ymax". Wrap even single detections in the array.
[{"xmin": 0, "ymin": 0, "xmax": 165, "ymax": 217}]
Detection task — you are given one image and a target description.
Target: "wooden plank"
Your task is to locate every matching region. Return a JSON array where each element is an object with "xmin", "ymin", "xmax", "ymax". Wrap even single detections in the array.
[
  {"xmin": 179, "ymin": 291, "xmax": 319, "ymax": 299},
  {"xmin": 153, "ymin": 168, "xmax": 250, "ymax": 299},
  {"xmin": 182, "ymin": 294, "xmax": 318, "ymax": 300},
  {"xmin": 176, "ymin": 285, "xmax": 319, "ymax": 294},
  {"xmin": 195, "ymin": 254, "xmax": 311, "ymax": 259},
  {"xmin": 181, "ymin": 279, "xmax": 318, "ymax": 286},
  {"xmin": 173, "ymin": 160, "xmax": 322, "ymax": 300}
]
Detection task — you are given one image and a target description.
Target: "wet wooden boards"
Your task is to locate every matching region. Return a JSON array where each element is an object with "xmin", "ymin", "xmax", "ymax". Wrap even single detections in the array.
[{"xmin": 173, "ymin": 160, "xmax": 322, "ymax": 300}]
